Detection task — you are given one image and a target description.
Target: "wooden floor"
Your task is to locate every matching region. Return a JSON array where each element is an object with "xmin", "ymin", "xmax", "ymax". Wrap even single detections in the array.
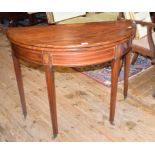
[{"xmin": 0, "ymin": 32, "xmax": 155, "ymax": 141}]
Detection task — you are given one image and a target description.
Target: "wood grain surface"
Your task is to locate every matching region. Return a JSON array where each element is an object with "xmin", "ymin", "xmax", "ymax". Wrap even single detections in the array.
[{"xmin": 7, "ymin": 20, "xmax": 135, "ymax": 49}]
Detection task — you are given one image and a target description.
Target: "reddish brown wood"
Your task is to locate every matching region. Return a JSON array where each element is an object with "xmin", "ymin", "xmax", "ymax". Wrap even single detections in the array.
[
  {"xmin": 131, "ymin": 52, "xmax": 138, "ymax": 65},
  {"xmin": 44, "ymin": 64, "xmax": 58, "ymax": 137},
  {"xmin": 7, "ymin": 20, "xmax": 135, "ymax": 136},
  {"xmin": 124, "ymin": 50, "xmax": 130, "ymax": 98},
  {"xmin": 12, "ymin": 53, "xmax": 27, "ymax": 118},
  {"xmin": 110, "ymin": 59, "xmax": 120, "ymax": 124},
  {"xmin": 132, "ymin": 45, "xmax": 153, "ymax": 57}
]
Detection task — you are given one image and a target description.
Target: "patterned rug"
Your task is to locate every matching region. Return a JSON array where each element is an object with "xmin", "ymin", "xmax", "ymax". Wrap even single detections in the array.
[{"xmin": 74, "ymin": 55, "xmax": 152, "ymax": 87}]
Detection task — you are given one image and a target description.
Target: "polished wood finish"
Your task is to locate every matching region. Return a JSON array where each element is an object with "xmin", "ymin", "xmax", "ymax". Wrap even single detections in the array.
[
  {"xmin": 44, "ymin": 65, "xmax": 58, "ymax": 136},
  {"xmin": 131, "ymin": 52, "xmax": 138, "ymax": 64},
  {"xmin": 124, "ymin": 40, "xmax": 132, "ymax": 98},
  {"xmin": 124, "ymin": 49, "xmax": 130, "ymax": 98},
  {"xmin": 109, "ymin": 55, "xmax": 121, "ymax": 124},
  {"xmin": 12, "ymin": 53, "xmax": 27, "ymax": 117},
  {"xmin": 7, "ymin": 20, "xmax": 135, "ymax": 136}
]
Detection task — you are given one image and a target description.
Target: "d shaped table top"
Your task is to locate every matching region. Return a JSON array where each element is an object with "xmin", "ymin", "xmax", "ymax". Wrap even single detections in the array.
[
  {"xmin": 7, "ymin": 20, "xmax": 135, "ymax": 49},
  {"xmin": 7, "ymin": 20, "xmax": 135, "ymax": 67}
]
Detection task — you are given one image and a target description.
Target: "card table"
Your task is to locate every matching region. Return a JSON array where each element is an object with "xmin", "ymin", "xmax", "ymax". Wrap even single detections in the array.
[{"xmin": 7, "ymin": 20, "xmax": 135, "ymax": 137}]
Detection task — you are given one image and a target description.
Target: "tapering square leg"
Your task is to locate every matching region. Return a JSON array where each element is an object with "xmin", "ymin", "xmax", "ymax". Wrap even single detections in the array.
[
  {"xmin": 124, "ymin": 51, "xmax": 130, "ymax": 98},
  {"xmin": 44, "ymin": 65, "xmax": 58, "ymax": 137},
  {"xmin": 12, "ymin": 54, "xmax": 27, "ymax": 118},
  {"xmin": 109, "ymin": 58, "xmax": 121, "ymax": 124}
]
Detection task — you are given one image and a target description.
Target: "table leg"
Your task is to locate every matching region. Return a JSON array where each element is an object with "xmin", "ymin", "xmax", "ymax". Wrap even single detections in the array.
[
  {"xmin": 119, "ymin": 59, "xmax": 123, "ymax": 74},
  {"xmin": 44, "ymin": 65, "xmax": 58, "ymax": 137},
  {"xmin": 124, "ymin": 51, "xmax": 130, "ymax": 98},
  {"xmin": 109, "ymin": 58, "xmax": 121, "ymax": 124},
  {"xmin": 12, "ymin": 55, "xmax": 27, "ymax": 118},
  {"xmin": 131, "ymin": 52, "xmax": 138, "ymax": 65}
]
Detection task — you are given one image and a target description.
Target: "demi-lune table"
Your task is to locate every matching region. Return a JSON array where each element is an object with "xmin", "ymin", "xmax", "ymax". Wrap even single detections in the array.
[{"xmin": 7, "ymin": 20, "xmax": 135, "ymax": 137}]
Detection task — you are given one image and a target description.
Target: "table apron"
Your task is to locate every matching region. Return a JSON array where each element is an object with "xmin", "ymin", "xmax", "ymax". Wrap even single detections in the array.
[{"xmin": 11, "ymin": 44, "xmax": 116, "ymax": 67}]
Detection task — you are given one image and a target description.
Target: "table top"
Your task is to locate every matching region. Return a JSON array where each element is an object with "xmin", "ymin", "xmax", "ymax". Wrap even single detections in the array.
[{"xmin": 7, "ymin": 20, "xmax": 135, "ymax": 50}]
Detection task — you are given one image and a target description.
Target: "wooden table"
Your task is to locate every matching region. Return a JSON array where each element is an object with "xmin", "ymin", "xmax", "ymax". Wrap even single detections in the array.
[{"xmin": 7, "ymin": 20, "xmax": 135, "ymax": 137}]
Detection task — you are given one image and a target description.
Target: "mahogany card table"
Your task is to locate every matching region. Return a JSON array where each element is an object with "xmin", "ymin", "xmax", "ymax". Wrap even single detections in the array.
[{"xmin": 7, "ymin": 20, "xmax": 135, "ymax": 136}]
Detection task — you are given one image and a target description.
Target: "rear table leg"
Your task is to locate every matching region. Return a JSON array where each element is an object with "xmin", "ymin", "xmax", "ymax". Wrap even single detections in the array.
[
  {"xmin": 131, "ymin": 52, "xmax": 138, "ymax": 65},
  {"xmin": 124, "ymin": 51, "xmax": 130, "ymax": 98}
]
